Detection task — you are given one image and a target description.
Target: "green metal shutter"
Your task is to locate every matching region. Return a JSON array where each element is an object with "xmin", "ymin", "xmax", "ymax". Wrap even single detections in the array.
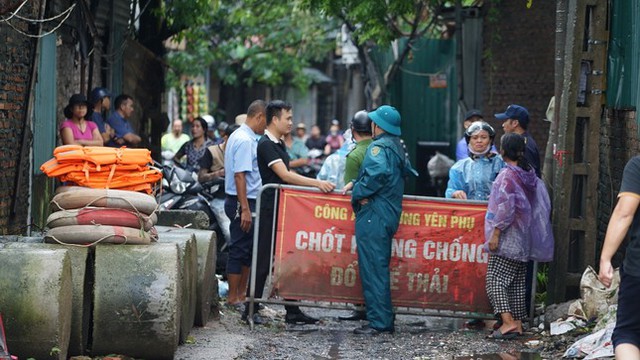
[
  {"xmin": 31, "ymin": 33, "xmax": 57, "ymax": 230},
  {"xmin": 607, "ymin": 0, "xmax": 640, "ymax": 109},
  {"xmin": 372, "ymin": 38, "xmax": 458, "ymax": 194}
]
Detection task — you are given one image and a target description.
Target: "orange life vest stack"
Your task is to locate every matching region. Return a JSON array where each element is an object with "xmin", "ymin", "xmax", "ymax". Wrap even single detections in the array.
[{"xmin": 40, "ymin": 145, "xmax": 162, "ymax": 194}]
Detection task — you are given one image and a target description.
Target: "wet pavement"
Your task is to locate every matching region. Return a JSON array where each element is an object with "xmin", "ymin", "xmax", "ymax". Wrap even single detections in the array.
[{"xmin": 175, "ymin": 303, "xmax": 560, "ymax": 360}]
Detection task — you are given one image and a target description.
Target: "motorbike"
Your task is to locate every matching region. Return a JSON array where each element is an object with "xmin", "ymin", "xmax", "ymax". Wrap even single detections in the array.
[
  {"xmin": 156, "ymin": 162, "xmax": 228, "ymax": 276},
  {"xmin": 294, "ymin": 148, "xmax": 325, "ymax": 178}
]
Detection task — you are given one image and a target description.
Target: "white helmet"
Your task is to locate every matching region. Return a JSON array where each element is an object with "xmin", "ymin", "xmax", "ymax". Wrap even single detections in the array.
[{"xmin": 201, "ymin": 114, "xmax": 215, "ymax": 129}]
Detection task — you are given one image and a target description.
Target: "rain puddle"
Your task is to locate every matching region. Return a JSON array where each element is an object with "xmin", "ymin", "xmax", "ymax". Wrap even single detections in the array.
[{"xmin": 455, "ymin": 352, "xmax": 542, "ymax": 360}]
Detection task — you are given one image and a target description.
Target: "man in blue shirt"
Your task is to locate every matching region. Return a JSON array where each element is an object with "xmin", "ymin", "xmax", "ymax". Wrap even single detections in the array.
[
  {"xmin": 89, "ymin": 87, "xmax": 112, "ymax": 144},
  {"xmin": 106, "ymin": 94, "xmax": 141, "ymax": 147},
  {"xmin": 223, "ymin": 100, "xmax": 267, "ymax": 321}
]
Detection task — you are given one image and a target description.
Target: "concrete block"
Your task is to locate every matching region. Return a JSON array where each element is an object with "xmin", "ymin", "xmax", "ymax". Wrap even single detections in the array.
[
  {"xmin": 0, "ymin": 249, "xmax": 72, "ymax": 359},
  {"xmin": 156, "ymin": 210, "xmax": 209, "ymax": 230},
  {"xmin": 156, "ymin": 227, "xmax": 198, "ymax": 343},
  {"xmin": 3, "ymin": 243, "xmax": 89, "ymax": 356},
  {"xmin": 156, "ymin": 227, "xmax": 218, "ymax": 326},
  {"xmin": 91, "ymin": 244, "xmax": 180, "ymax": 359}
]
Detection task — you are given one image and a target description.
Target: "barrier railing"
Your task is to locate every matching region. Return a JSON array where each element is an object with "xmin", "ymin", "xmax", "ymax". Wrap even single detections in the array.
[{"xmin": 247, "ymin": 184, "xmax": 535, "ymax": 329}]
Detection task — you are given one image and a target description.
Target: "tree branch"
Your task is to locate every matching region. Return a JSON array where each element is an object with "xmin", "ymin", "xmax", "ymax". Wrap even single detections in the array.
[
  {"xmin": 386, "ymin": 15, "xmax": 405, "ymax": 37},
  {"xmin": 400, "ymin": 13, "xmax": 412, "ymax": 26},
  {"xmin": 383, "ymin": 2, "xmax": 425, "ymax": 86}
]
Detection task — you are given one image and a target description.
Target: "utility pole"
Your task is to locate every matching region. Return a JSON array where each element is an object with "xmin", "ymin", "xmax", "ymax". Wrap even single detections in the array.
[{"xmin": 548, "ymin": 0, "xmax": 609, "ymax": 303}]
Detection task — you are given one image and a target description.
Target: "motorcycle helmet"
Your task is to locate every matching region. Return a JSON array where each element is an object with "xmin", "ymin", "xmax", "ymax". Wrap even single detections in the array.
[
  {"xmin": 350, "ymin": 110, "xmax": 372, "ymax": 134},
  {"xmin": 201, "ymin": 114, "xmax": 215, "ymax": 130},
  {"xmin": 464, "ymin": 121, "xmax": 496, "ymax": 144},
  {"xmin": 217, "ymin": 121, "xmax": 229, "ymax": 134}
]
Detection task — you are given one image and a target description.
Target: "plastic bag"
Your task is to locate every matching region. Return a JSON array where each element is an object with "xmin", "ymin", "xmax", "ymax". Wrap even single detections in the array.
[
  {"xmin": 563, "ymin": 323, "xmax": 615, "ymax": 359},
  {"xmin": 427, "ymin": 151, "xmax": 454, "ymax": 179},
  {"xmin": 528, "ymin": 177, "xmax": 554, "ymax": 262},
  {"xmin": 316, "ymin": 153, "xmax": 347, "ymax": 189},
  {"xmin": 580, "ymin": 266, "xmax": 620, "ymax": 320}
]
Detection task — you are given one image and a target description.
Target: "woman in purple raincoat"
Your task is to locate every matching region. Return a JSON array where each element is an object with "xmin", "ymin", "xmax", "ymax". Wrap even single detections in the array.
[{"xmin": 484, "ymin": 133, "xmax": 554, "ymax": 339}]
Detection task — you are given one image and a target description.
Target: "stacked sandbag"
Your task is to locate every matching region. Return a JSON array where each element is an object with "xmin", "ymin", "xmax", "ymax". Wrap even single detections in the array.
[
  {"xmin": 45, "ymin": 187, "xmax": 159, "ymax": 246},
  {"xmin": 40, "ymin": 145, "xmax": 162, "ymax": 194}
]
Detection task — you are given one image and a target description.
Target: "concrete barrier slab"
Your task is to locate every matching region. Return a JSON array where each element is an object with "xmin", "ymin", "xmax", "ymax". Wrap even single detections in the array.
[
  {"xmin": 91, "ymin": 244, "xmax": 180, "ymax": 359},
  {"xmin": 3, "ymin": 243, "xmax": 89, "ymax": 356},
  {"xmin": 156, "ymin": 227, "xmax": 218, "ymax": 326},
  {"xmin": 0, "ymin": 249, "xmax": 72, "ymax": 359},
  {"xmin": 156, "ymin": 227, "xmax": 198, "ymax": 343}
]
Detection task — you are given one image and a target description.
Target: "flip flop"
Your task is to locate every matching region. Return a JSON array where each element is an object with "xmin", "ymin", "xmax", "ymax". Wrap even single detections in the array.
[
  {"xmin": 224, "ymin": 302, "xmax": 245, "ymax": 313},
  {"xmin": 488, "ymin": 329, "xmax": 518, "ymax": 340}
]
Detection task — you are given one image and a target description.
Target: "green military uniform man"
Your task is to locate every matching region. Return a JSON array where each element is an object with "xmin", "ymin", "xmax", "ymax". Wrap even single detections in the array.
[
  {"xmin": 350, "ymin": 105, "xmax": 417, "ymax": 335},
  {"xmin": 340, "ymin": 110, "xmax": 373, "ymax": 322},
  {"xmin": 343, "ymin": 110, "xmax": 374, "ymax": 186}
]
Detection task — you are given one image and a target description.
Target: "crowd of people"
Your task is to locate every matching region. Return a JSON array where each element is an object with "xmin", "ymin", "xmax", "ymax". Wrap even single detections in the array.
[
  {"xmin": 60, "ymin": 88, "xmax": 553, "ymax": 338},
  {"xmin": 60, "ymin": 89, "xmax": 142, "ymax": 148},
  {"xmin": 57, "ymin": 89, "xmax": 640, "ymax": 356}
]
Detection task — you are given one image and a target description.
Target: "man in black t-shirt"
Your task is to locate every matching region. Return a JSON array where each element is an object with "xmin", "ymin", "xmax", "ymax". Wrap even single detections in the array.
[
  {"xmin": 247, "ymin": 100, "xmax": 334, "ymax": 325},
  {"xmin": 599, "ymin": 156, "xmax": 640, "ymax": 358}
]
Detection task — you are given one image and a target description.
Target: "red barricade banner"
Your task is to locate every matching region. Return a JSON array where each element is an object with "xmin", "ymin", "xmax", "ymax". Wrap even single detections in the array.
[{"xmin": 272, "ymin": 188, "xmax": 492, "ymax": 314}]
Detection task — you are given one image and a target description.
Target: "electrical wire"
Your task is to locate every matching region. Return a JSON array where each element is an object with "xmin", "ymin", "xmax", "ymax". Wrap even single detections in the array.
[
  {"xmin": 0, "ymin": 0, "xmax": 28, "ymax": 22},
  {"xmin": 399, "ymin": 65, "xmax": 446, "ymax": 77},
  {"xmin": 11, "ymin": 2, "xmax": 76, "ymax": 23},
  {"xmin": 3, "ymin": 6, "xmax": 75, "ymax": 38}
]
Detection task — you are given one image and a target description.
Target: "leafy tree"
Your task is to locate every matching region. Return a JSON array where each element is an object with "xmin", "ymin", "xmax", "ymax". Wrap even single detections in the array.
[
  {"xmin": 303, "ymin": 0, "xmax": 467, "ymax": 107},
  {"xmin": 163, "ymin": 0, "xmax": 336, "ymax": 90},
  {"xmin": 138, "ymin": 0, "xmax": 216, "ymax": 55}
]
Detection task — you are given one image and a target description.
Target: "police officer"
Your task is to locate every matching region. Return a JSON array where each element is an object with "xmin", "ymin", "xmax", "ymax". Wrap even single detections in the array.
[{"xmin": 351, "ymin": 105, "xmax": 417, "ymax": 335}]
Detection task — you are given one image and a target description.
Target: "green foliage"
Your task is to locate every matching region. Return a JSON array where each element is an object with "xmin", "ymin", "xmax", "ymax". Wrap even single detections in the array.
[
  {"xmin": 164, "ymin": 0, "xmax": 336, "ymax": 90},
  {"xmin": 302, "ymin": 0, "xmax": 462, "ymax": 104},
  {"xmin": 155, "ymin": 0, "xmax": 215, "ymax": 32},
  {"xmin": 535, "ymin": 263, "xmax": 549, "ymax": 304},
  {"xmin": 303, "ymin": 0, "xmax": 457, "ymax": 45}
]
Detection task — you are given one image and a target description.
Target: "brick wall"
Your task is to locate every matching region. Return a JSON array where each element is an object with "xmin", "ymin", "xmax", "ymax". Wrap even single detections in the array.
[
  {"xmin": 481, "ymin": 1, "xmax": 555, "ymax": 163},
  {"xmin": 598, "ymin": 109, "xmax": 639, "ymax": 266},
  {"xmin": 56, "ymin": 27, "xmax": 84, "ymax": 130},
  {"xmin": 0, "ymin": 0, "xmax": 42, "ymax": 234},
  {"xmin": 55, "ymin": 0, "xmax": 103, "ymax": 131}
]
